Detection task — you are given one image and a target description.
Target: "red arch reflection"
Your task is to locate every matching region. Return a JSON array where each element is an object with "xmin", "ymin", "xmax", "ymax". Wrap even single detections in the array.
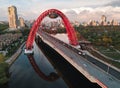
[{"xmin": 27, "ymin": 55, "xmax": 59, "ymax": 81}]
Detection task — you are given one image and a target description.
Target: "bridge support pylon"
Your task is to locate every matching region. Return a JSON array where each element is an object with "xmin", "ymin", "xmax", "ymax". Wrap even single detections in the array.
[{"xmin": 24, "ymin": 48, "xmax": 34, "ymax": 55}]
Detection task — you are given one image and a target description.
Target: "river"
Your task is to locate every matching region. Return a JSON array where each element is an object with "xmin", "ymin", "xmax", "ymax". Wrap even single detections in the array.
[{"xmin": 8, "ymin": 41, "xmax": 100, "ymax": 88}]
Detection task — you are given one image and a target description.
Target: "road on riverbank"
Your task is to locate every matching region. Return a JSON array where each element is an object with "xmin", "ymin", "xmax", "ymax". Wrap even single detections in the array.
[{"xmin": 5, "ymin": 42, "xmax": 25, "ymax": 66}]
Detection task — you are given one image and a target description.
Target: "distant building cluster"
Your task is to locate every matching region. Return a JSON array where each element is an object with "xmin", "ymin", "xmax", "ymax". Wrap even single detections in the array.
[
  {"xmin": 82, "ymin": 15, "xmax": 119, "ymax": 26},
  {"xmin": 0, "ymin": 33, "xmax": 22, "ymax": 50},
  {"xmin": 7, "ymin": 6, "xmax": 120, "ymax": 29},
  {"xmin": 41, "ymin": 14, "xmax": 120, "ymax": 29},
  {"xmin": 42, "ymin": 19, "xmax": 65, "ymax": 30},
  {"xmin": 8, "ymin": 6, "xmax": 25, "ymax": 30}
]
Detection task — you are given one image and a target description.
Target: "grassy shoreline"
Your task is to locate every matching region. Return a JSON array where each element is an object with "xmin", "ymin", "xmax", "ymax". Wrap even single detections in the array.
[
  {"xmin": 0, "ymin": 42, "xmax": 25, "ymax": 87},
  {"xmin": 0, "ymin": 54, "xmax": 9, "ymax": 87}
]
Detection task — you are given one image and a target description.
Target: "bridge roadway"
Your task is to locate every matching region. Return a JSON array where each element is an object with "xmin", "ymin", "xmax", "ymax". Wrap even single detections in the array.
[{"xmin": 37, "ymin": 30, "xmax": 120, "ymax": 88}]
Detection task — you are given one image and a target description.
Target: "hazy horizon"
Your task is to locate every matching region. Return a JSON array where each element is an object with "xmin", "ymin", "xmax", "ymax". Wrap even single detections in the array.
[{"xmin": 0, "ymin": 0, "xmax": 120, "ymax": 22}]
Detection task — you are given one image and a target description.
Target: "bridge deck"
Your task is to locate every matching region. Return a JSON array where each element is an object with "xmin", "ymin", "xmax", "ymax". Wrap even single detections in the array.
[{"xmin": 37, "ymin": 31, "xmax": 120, "ymax": 88}]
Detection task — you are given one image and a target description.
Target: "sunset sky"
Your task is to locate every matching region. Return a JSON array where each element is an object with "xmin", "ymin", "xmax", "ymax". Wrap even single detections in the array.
[{"xmin": 0, "ymin": 0, "xmax": 120, "ymax": 22}]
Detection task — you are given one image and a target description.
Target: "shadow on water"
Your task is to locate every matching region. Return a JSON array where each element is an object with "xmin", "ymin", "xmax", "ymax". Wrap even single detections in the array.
[
  {"xmin": 27, "ymin": 55, "xmax": 59, "ymax": 81},
  {"xmin": 35, "ymin": 37, "xmax": 101, "ymax": 88}
]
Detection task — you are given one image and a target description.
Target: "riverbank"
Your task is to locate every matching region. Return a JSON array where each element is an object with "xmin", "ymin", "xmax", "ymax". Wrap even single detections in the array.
[
  {"xmin": 5, "ymin": 42, "xmax": 25, "ymax": 66},
  {"xmin": 0, "ymin": 42, "xmax": 25, "ymax": 87},
  {"xmin": 0, "ymin": 62, "xmax": 9, "ymax": 88}
]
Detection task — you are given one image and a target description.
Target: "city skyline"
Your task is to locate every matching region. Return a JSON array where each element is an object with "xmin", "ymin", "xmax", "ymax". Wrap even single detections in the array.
[{"xmin": 0, "ymin": 0, "xmax": 120, "ymax": 22}]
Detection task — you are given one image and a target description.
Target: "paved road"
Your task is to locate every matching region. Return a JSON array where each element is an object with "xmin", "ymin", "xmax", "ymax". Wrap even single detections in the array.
[{"xmin": 37, "ymin": 31, "xmax": 120, "ymax": 88}]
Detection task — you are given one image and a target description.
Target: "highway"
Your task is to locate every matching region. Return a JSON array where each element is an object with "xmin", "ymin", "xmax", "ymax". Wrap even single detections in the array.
[
  {"xmin": 85, "ymin": 55, "xmax": 120, "ymax": 80},
  {"xmin": 37, "ymin": 30, "xmax": 120, "ymax": 88}
]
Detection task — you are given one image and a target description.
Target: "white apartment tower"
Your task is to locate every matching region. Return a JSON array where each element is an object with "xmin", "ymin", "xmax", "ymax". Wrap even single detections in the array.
[{"xmin": 8, "ymin": 6, "xmax": 18, "ymax": 29}]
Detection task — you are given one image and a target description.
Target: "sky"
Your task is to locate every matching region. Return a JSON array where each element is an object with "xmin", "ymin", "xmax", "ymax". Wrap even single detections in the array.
[{"xmin": 0, "ymin": 0, "xmax": 120, "ymax": 22}]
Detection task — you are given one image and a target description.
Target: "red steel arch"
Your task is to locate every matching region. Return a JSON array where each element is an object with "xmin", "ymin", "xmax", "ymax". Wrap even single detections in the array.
[{"xmin": 26, "ymin": 9, "xmax": 78, "ymax": 50}]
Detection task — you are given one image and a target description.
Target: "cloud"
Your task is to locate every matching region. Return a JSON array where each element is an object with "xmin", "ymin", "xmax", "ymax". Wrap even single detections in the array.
[
  {"xmin": 61, "ymin": 9, "xmax": 78, "ymax": 22},
  {"xmin": 62, "ymin": 6, "xmax": 120, "ymax": 22},
  {"xmin": 1, "ymin": 5, "xmax": 120, "ymax": 22},
  {"xmin": 105, "ymin": 0, "xmax": 120, "ymax": 7},
  {"xmin": 0, "ymin": 7, "xmax": 8, "ymax": 21},
  {"xmin": 0, "ymin": 0, "xmax": 120, "ymax": 22}
]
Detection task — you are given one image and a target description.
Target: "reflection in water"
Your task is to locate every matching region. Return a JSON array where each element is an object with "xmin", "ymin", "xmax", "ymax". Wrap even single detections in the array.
[
  {"xmin": 27, "ymin": 55, "xmax": 59, "ymax": 81},
  {"xmin": 8, "ymin": 43, "xmax": 68, "ymax": 88}
]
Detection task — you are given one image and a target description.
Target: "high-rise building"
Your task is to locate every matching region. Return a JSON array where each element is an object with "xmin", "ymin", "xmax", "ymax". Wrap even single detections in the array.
[
  {"xmin": 19, "ymin": 17, "xmax": 25, "ymax": 27},
  {"xmin": 88, "ymin": 20, "xmax": 98, "ymax": 26},
  {"xmin": 110, "ymin": 19, "xmax": 119, "ymax": 26},
  {"xmin": 8, "ymin": 6, "xmax": 18, "ymax": 29},
  {"xmin": 100, "ymin": 15, "xmax": 107, "ymax": 26},
  {"xmin": 101, "ymin": 15, "xmax": 107, "ymax": 22}
]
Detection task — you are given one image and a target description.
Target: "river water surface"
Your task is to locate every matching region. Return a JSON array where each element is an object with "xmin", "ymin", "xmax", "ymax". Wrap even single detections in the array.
[{"xmin": 8, "ymin": 41, "xmax": 100, "ymax": 88}]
